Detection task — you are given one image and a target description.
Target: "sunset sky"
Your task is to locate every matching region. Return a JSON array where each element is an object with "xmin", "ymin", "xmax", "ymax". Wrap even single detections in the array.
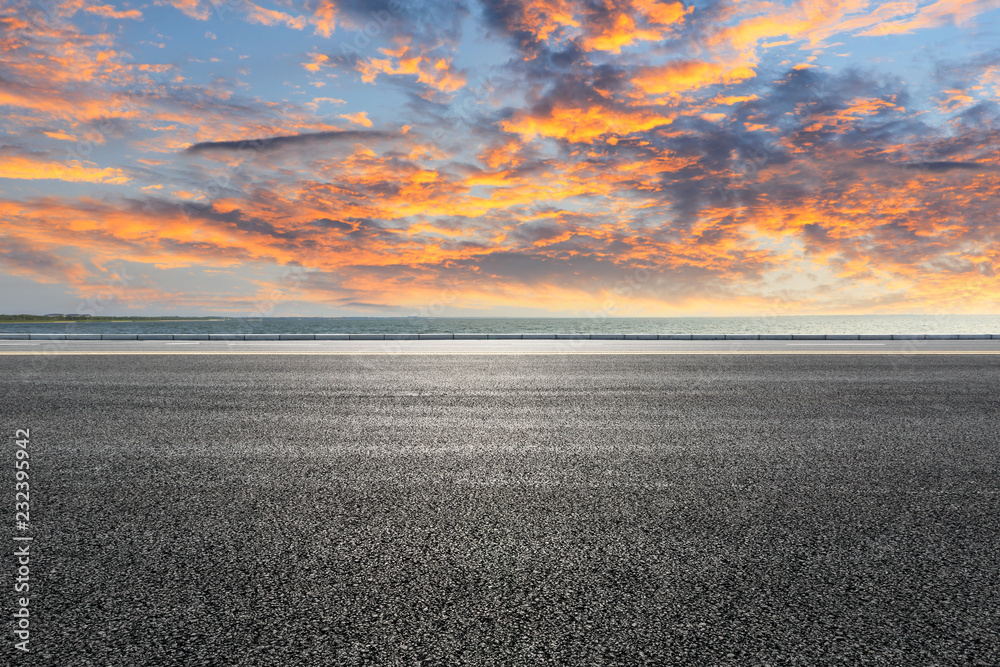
[{"xmin": 1, "ymin": 0, "xmax": 998, "ymax": 317}]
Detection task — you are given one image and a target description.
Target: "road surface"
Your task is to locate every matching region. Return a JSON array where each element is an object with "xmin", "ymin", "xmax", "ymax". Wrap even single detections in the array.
[{"xmin": 2, "ymin": 353, "xmax": 998, "ymax": 664}]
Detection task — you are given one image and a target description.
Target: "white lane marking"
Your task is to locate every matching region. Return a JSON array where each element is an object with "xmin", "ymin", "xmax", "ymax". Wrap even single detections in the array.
[
  {"xmin": 226, "ymin": 341, "xmax": 322, "ymax": 345},
  {"xmin": 787, "ymin": 342, "xmax": 886, "ymax": 346}
]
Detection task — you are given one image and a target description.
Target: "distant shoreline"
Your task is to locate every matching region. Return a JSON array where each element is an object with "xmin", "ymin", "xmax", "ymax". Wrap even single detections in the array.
[{"xmin": 0, "ymin": 318, "xmax": 227, "ymax": 323}]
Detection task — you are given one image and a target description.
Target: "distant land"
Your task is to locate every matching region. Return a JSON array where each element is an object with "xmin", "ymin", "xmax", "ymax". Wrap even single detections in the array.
[{"xmin": 0, "ymin": 314, "xmax": 226, "ymax": 323}]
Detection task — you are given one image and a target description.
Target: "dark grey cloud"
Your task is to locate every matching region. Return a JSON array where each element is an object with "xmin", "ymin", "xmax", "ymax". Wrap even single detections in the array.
[
  {"xmin": 311, "ymin": 218, "xmax": 354, "ymax": 232},
  {"xmin": 0, "ymin": 235, "xmax": 80, "ymax": 282},
  {"xmin": 332, "ymin": 0, "xmax": 468, "ymax": 43},
  {"xmin": 934, "ymin": 47, "xmax": 1000, "ymax": 90},
  {"xmin": 184, "ymin": 130, "xmax": 391, "ymax": 154},
  {"xmin": 905, "ymin": 161, "xmax": 993, "ymax": 172},
  {"xmin": 124, "ymin": 197, "xmax": 312, "ymax": 242},
  {"xmin": 478, "ymin": 0, "xmax": 543, "ymax": 52}
]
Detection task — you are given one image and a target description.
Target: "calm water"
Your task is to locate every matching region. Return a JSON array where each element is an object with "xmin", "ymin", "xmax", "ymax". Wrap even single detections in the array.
[{"xmin": 2, "ymin": 315, "xmax": 1000, "ymax": 335}]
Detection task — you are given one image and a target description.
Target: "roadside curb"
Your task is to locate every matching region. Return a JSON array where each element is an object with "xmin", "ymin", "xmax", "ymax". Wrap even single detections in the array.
[{"xmin": 3, "ymin": 333, "xmax": 1000, "ymax": 341}]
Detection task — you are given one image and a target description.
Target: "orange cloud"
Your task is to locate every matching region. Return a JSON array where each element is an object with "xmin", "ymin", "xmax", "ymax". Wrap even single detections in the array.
[
  {"xmin": 703, "ymin": 0, "xmax": 945, "ymax": 58},
  {"xmin": 478, "ymin": 140, "xmax": 527, "ymax": 169},
  {"xmin": 302, "ymin": 53, "xmax": 330, "ymax": 72},
  {"xmin": 0, "ymin": 155, "xmax": 129, "ymax": 184},
  {"xmin": 42, "ymin": 130, "xmax": 78, "ymax": 141},
  {"xmin": 494, "ymin": 0, "xmax": 691, "ymax": 54},
  {"xmin": 580, "ymin": 11, "xmax": 662, "ymax": 53},
  {"xmin": 515, "ymin": 0, "xmax": 581, "ymax": 42},
  {"xmin": 310, "ymin": 0, "xmax": 338, "ymax": 37},
  {"xmin": 358, "ymin": 46, "xmax": 467, "ymax": 93},
  {"xmin": 339, "ymin": 111, "xmax": 373, "ymax": 127},
  {"xmin": 632, "ymin": 60, "xmax": 757, "ymax": 98},
  {"xmin": 801, "ymin": 97, "xmax": 903, "ymax": 132},
  {"xmin": 859, "ymin": 0, "xmax": 995, "ymax": 36},
  {"xmin": 86, "ymin": 4, "xmax": 143, "ymax": 20},
  {"xmin": 244, "ymin": 2, "xmax": 306, "ymax": 30},
  {"xmin": 156, "ymin": 0, "xmax": 211, "ymax": 21},
  {"xmin": 501, "ymin": 103, "xmax": 672, "ymax": 143},
  {"xmin": 632, "ymin": 0, "xmax": 690, "ymax": 25},
  {"xmin": 579, "ymin": 0, "xmax": 692, "ymax": 52}
]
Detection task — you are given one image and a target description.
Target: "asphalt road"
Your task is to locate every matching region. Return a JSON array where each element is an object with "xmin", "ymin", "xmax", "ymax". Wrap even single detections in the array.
[
  {"xmin": 2, "ymin": 338, "xmax": 1000, "ymax": 355},
  {"xmin": 2, "ymin": 354, "xmax": 999, "ymax": 665}
]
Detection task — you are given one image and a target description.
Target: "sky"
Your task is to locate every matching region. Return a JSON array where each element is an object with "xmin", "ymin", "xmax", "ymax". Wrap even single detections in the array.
[{"xmin": 1, "ymin": 0, "xmax": 998, "ymax": 318}]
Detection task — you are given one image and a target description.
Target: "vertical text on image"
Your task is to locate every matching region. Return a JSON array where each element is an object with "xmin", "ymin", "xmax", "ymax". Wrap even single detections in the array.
[{"xmin": 12, "ymin": 428, "xmax": 32, "ymax": 653}]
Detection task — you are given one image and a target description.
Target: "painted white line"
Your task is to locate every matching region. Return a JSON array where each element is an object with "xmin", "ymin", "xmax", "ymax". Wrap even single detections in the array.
[
  {"xmin": 225, "ymin": 341, "xmax": 322, "ymax": 345},
  {"xmin": 787, "ymin": 342, "xmax": 886, "ymax": 346}
]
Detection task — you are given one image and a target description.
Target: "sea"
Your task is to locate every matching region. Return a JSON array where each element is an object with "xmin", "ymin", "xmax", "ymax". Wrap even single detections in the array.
[{"xmin": 2, "ymin": 314, "xmax": 1000, "ymax": 335}]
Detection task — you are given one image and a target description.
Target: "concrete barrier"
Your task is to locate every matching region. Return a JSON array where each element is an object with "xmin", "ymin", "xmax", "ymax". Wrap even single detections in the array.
[
  {"xmin": 137, "ymin": 334, "xmax": 172, "ymax": 340},
  {"xmin": 692, "ymin": 334, "xmax": 726, "ymax": 340},
  {"xmin": 523, "ymin": 333, "xmax": 557, "ymax": 339},
  {"xmin": 0, "ymin": 334, "xmax": 29, "ymax": 340},
  {"xmin": 174, "ymin": 334, "xmax": 209, "ymax": 340},
  {"xmin": 488, "ymin": 334, "xmax": 522, "ymax": 339},
  {"xmin": 279, "ymin": 334, "xmax": 316, "ymax": 340},
  {"xmin": 348, "ymin": 334, "xmax": 383, "ymax": 340},
  {"xmin": 624, "ymin": 334, "xmax": 657, "ymax": 340},
  {"xmin": 315, "ymin": 334, "xmax": 350, "ymax": 340},
  {"xmin": 66, "ymin": 334, "xmax": 102, "ymax": 340},
  {"xmin": 925, "ymin": 334, "xmax": 959, "ymax": 340},
  {"xmin": 454, "ymin": 334, "xmax": 488, "ymax": 340},
  {"xmin": 29, "ymin": 334, "xmax": 66, "ymax": 340},
  {"xmin": 724, "ymin": 334, "xmax": 757, "ymax": 340},
  {"xmin": 102, "ymin": 334, "xmax": 138, "ymax": 340},
  {"xmin": 891, "ymin": 334, "xmax": 924, "ymax": 340},
  {"xmin": 417, "ymin": 334, "xmax": 453, "ymax": 340},
  {"xmin": 791, "ymin": 334, "xmax": 825, "ymax": 340},
  {"xmin": 208, "ymin": 334, "xmax": 244, "ymax": 340},
  {"xmin": 385, "ymin": 334, "xmax": 418, "ymax": 340},
  {"xmin": 827, "ymin": 334, "xmax": 859, "ymax": 340},
  {"xmin": 246, "ymin": 334, "xmax": 281, "ymax": 340},
  {"xmin": 760, "ymin": 334, "xmax": 792, "ymax": 340},
  {"xmin": 659, "ymin": 334, "xmax": 692, "ymax": 340},
  {"xmin": 859, "ymin": 334, "xmax": 892, "ymax": 340},
  {"xmin": 957, "ymin": 333, "xmax": 990, "ymax": 340},
  {"xmin": 555, "ymin": 334, "xmax": 588, "ymax": 339},
  {"xmin": 592, "ymin": 334, "xmax": 625, "ymax": 340}
]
